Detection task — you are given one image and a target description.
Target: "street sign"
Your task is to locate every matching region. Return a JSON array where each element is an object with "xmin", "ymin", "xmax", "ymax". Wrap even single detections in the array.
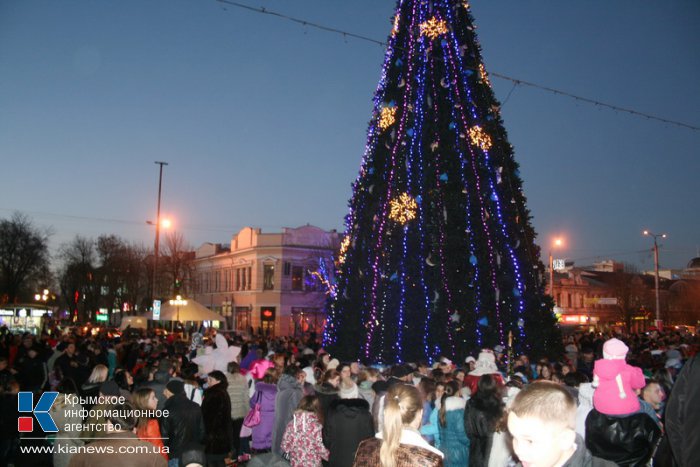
[
  {"xmin": 153, "ymin": 300, "xmax": 161, "ymax": 320},
  {"xmin": 553, "ymin": 259, "xmax": 567, "ymax": 271}
]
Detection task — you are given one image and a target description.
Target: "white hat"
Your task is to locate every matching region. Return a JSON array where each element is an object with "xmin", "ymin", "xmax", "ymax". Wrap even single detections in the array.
[
  {"xmin": 302, "ymin": 367, "xmax": 316, "ymax": 385},
  {"xmin": 327, "ymin": 358, "xmax": 340, "ymax": 370},
  {"xmin": 465, "ymin": 356, "xmax": 476, "ymax": 364}
]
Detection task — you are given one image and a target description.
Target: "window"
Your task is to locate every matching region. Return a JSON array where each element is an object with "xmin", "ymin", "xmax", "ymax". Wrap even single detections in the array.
[
  {"xmin": 304, "ymin": 270, "xmax": 319, "ymax": 292},
  {"xmin": 241, "ymin": 267, "xmax": 247, "ymax": 290},
  {"xmin": 284, "ymin": 262, "xmax": 291, "ymax": 276},
  {"xmin": 567, "ymin": 293, "xmax": 572, "ymax": 307},
  {"xmin": 235, "ymin": 269, "xmax": 241, "ymax": 291},
  {"xmin": 292, "ymin": 266, "xmax": 304, "ymax": 291},
  {"xmin": 247, "ymin": 267, "xmax": 252, "ymax": 290},
  {"xmin": 263, "ymin": 265, "xmax": 275, "ymax": 290}
]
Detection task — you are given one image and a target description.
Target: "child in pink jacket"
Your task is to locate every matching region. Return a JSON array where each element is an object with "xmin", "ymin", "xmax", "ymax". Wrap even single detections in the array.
[
  {"xmin": 281, "ymin": 395, "xmax": 329, "ymax": 467},
  {"xmin": 592, "ymin": 338, "xmax": 645, "ymax": 415}
]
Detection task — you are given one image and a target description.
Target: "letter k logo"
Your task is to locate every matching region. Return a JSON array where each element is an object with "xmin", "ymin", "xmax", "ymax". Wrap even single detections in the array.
[{"xmin": 18, "ymin": 392, "xmax": 58, "ymax": 432}]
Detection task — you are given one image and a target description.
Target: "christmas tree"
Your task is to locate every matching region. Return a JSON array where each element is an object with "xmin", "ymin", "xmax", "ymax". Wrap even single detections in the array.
[{"xmin": 324, "ymin": 0, "xmax": 561, "ymax": 363}]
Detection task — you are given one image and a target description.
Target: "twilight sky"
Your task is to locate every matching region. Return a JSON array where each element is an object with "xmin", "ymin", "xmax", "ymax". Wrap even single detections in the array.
[{"xmin": 1, "ymin": 0, "xmax": 699, "ymax": 271}]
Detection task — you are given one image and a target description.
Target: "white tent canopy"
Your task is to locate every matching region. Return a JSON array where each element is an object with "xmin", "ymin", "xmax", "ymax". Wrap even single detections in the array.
[
  {"xmin": 146, "ymin": 299, "xmax": 223, "ymax": 322},
  {"xmin": 120, "ymin": 315, "xmax": 148, "ymax": 330}
]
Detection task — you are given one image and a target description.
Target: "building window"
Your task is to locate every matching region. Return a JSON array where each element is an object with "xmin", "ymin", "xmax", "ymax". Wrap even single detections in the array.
[
  {"xmin": 567, "ymin": 293, "xmax": 572, "ymax": 307},
  {"xmin": 235, "ymin": 269, "xmax": 241, "ymax": 291},
  {"xmin": 247, "ymin": 267, "xmax": 252, "ymax": 290},
  {"xmin": 241, "ymin": 267, "xmax": 247, "ymax": 290},
  {"xmin": 292, "ymin": 266, "xmax": 304, "ymax": 291},
  {"xmin": 284, "ymin": 262, "xmax": 291, "ymax": 276},
  {"xmin": 305, "ymin": 270, "xmax": 319, "ymax": 292},
  {"xmin": 556, "ymin": 293, "xmax": 561, "ymax": 307},
  {"xmin": 263, "ymin": 265, "xmax": 275, "ymax": 290}
]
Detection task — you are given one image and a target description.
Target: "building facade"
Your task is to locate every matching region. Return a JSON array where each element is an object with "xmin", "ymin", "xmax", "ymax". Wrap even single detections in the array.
[{"xmin": 190, "ymin": 225, "xmax": 340, "ymax": 337}]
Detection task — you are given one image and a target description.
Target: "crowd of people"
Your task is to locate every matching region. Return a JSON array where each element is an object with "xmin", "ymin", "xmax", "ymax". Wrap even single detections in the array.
[{"xmin": 0, "ymin": 323, "xmax": 698, "ymax": 467}]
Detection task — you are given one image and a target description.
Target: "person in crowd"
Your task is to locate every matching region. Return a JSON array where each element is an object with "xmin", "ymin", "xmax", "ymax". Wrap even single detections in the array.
[
  {"xmin": 508, "ymin": 381, "xmax": 616, "ymax": 467},
  {"xmin": 437, "ymin": 380, "xmax": 469, "ymax": 467},
  {"xmin": 272, "ymin": 365, "xmax": 304, "ymax": 456},
  {"xmin": 80, "ymin": 363, "xmax": 108, "ymax": 409},
  {"xmin": 338, "ymin": 363, "xmax": 360, "ymax": 399},
  {"xmin": 226, "ymin": 361, "xmax": 249, "ymax": 457},
  {"xmin": 463, "ymin": 350, "xmax": 504, "ymax": 396},
  {"xmin": 80, "ymin": 380, "xmax": 123, "ymax": 443},
  {"xmin": 162, "ymin": 379, "xmax": 206, "ymax": 467},
  {"xmin": 148, "ymin": 359, "xmax": 174, "ymax": 410},
  {"xmin": 68, "ymin": 401, "xmax": 167, "ymax": 467},
  {"xmin": 50, "ymin": 379, "xmax": 84, "ymax": 467},
  {"xmin": 357, "ymin": 368, "xmax": 381, "ymax": 409},
  {"xmin": 323, "ymin": 382, "xmax": 375, "ymax": 467},
  {"xmin": 202, "ymin": 370, "xmax": 233, "ymax": 467},
  {"xmin": 591, "ymin": 338, "xmax": 645, "ymax": 416},
  {"xmin": 55, "ymin": 342, "xmax": 90, "ymax": 387},
  {"xmin": 315, "ymin": 369, "xmax": 341, "ymax": 422},
  {"xmin": 281, "ymin": 395, "xmax": 329, "ymax": 467},
  {"xmin": 576, "ymin": 347, "xmax": 595, "ymax": 382},
  {"xmin": 417, "ymin": 378, "xmax": 437, "ymax": 445},
  {"xmin": 353, "ymin": 383, "xmax": 444, "ymax": 466},
  {"xmin": 133, "ymin": 387, "xmax": 169, "ymax": 462},
  {"xmin": 113, "ymin": 368, "xmax": 135, "ymax": 401},
  {"xmin": 665, "ymin": 353, "xmax": 699, "ymax": 467},
  {"xmin": 0, "ymin": 379, "xmax": 20, "ymax": 467},
  {"xmin": 13, "ymin": 344, "xmax": 48, "ymax": 393},
  {"xmin": 181, "ymin": 363, "xmax": 203, "ymax": 406},
  {"xmin": 464, "ymin": 374, "xmax": 504, "ymax": 467},
  {"xmin": 420, "ymin": 381, "xmax": 445, "ymax": 448},
  {"xmin": 639, "ymin": 379, "xmax": 665, "ymax": 428},
  {"xmin": 250, "ymin": 368, "xmax": 278, "ymax": 453}
]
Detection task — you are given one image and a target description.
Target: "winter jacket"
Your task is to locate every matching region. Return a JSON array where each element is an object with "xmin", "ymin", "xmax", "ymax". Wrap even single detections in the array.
[
  {"xmin": 161, "ymin": 393, "xmax": 205, "ymax": 461},
  {"xmin": 250, "ymin": 381, "xmax": 278, "ymax": 450},
  {"xmin": 358, "ymin": 381, "xmax": 375, "ymax": 409},
  {"xmin": 136, "ymin": 418, "xmax": 168, "ymax": 461},
  {"xmin": 353, "ymin": 429, "xmax": 444, "ymax": 467},
  {"xmin": 281, "ymin": 411, "xmax": 329, "ymax": 467},
  {"xmin": 464, "ymin": 397, "xmax": 500, "ymax": 467},
  {"xmin": 50, "ymin": 396, "xmax": 84, "ymax": 467},
  {"xmin": 438, "ymin": 397, "xmax": 469, "ymax": 467},
  {"xmin": 315, "ymin": 382, "xmax": 340, "ymax": 422},
  {"xmin": 420, "ymin": 403, "xmax": 441, "ymax": 448},
  {"xmin": 592, "ymin": 359, "xmax": 645, "ymax": 415},
  {"xmin": 272, "ymin": 373, "xmax": 303, "ymax": 455},
  {"xmin": 585, "ymin": 408, "xmax": 661, "ymax": 466},
  {"xmin": 665, "ymin": 354, "xmax": 699, "ymax": 467},
  {"xmin": 323, "ymin": 398, "xmax": 375, "ymax": 467},
  {"xmin": 226, "ymin": 371, "xmax": 250, "ymax": 419},
  {"xmin": 14, "ymin": 354, "xmax": 47, "ymax": 391},
  {"xmin": 202, "ymin": 383, "xmax": 233, "ymax": 455}
]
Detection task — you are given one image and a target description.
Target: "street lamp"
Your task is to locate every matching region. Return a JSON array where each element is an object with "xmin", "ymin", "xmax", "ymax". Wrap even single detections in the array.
[
  {"xmin": 151, "ymin": 161, "xmax": 168, "ymax": 302},
  {"xmin": 169, "ymin": 294, "xmax": 188, "ymax": 324},
  {"xmin": 549, "ymin": 238, "xmax": 563, "ymax": 303},
  {"xmin": 34, "ymin": 289, "xmax": 50, "ymax": 302},
  {"xmin": 643, "ymin": 230, "xmax": 667, "ymax": 329}
]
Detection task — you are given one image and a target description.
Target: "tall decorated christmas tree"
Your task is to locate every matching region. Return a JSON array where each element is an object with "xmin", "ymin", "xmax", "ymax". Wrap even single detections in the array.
[{"xmin": 324, "ymin": 0, "xmax": 561, "ymax": 364}]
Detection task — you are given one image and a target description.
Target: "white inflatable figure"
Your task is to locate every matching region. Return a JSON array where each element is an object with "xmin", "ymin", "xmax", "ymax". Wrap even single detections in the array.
[{"xmin": 193, "ymin": 333, "xmax": 241, "ymax": 375}]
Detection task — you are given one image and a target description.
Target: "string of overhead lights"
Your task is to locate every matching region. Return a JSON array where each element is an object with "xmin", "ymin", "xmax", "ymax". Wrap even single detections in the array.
[{"xmin": 215, "ymin": 0, "xmax": 699, "ymax": 132}]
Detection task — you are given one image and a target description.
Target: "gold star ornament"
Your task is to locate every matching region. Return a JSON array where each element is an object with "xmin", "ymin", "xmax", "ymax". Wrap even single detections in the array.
[{"xmin": 378, "ymin": 106, "xmax": 397, "ymax": 131}]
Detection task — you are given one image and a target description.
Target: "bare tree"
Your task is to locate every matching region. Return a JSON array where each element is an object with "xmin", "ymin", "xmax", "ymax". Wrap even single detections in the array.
[
  {"xmin": 0, "ymin": 212, "xmax": 51, "ymax": 303},
  {"xmin": 161, "ymin": 231, "xmax": 194, "ymax": 297},
  {"xmin": 58, "ymin": 236, "xmax": 98, "ymax": 322}
]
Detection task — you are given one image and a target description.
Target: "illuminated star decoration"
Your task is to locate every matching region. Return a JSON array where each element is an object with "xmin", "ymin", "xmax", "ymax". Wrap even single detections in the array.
[
  {"xmin": 193, "ymin": 333, "xmax": 241, "ymax": 374},
  {"xmin": 468, "ymin": 125, "xmax": 492, "ymax": 151},
  {"xmin": 450, "ymin": 311, "xmax": 461, "ymax": 323},
  {"xmin": 479, "ymin": 63, "xmax": 491, "ymax": 87},
  {"xmin": 379, "ymin": 106, "xmax": 397, "ymax": 131},
  {"xmin": 419, "ymin": 17, "xmax": 448, "ymax": 40},
  {"xmin": 389, "ymin": 192, "xmax": 418, "ymax": 224},
  {"xmin": 338, "ymin": 236, "xmax": 351, "ymax": 264}
]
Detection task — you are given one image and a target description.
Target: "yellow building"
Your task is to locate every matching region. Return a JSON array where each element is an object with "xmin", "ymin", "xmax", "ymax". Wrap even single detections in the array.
[{"xmin": 190, "ymin": 225, "xmax": 340, "ymax": 337}]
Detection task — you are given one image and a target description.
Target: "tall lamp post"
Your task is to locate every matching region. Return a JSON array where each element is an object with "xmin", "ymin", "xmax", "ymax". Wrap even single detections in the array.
[
  {"xmin": 151, "ymin": 161, "xmax": 168, "ymax": 303},
  {"xmin": 643, "ymin": 230, "xmax": 666, "ymax": 329},
  {"xmin": 549, "ymin": 238, "xmax": 563, "ymax": 303}
]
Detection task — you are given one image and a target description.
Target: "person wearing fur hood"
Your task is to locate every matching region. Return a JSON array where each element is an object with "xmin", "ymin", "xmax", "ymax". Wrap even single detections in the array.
[{"xmin": 280, "ymin": 395, "xmax": 329, "ymax": 467}]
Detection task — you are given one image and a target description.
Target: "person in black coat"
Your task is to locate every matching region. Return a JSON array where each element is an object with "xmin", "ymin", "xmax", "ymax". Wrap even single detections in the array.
[
  {"xmin": 666, "ymin": 354, "xmax": 700, "ymax": 467},
  {"xmin": 162, "ymin": 379, "xmax": 205, "ymax": 465},
  {"xmin": 13, "ymin": 346, "xmax": 47, "ymax": 392},
  {"xmin": 202, "ymin": 371, "xmax": 233, "ymax": 467},
  {"xmin": 464, "ymin": 374, "xmax": 504, "ymax": 467},
  {"xmin": 322, "ymin": 397, "xmax": 374, "ymax": 467}
]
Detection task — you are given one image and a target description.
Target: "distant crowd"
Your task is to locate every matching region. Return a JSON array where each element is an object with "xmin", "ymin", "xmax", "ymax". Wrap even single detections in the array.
[{"xmin": 0, "ymin": 324, "xmax": 698, "ymax": 467}]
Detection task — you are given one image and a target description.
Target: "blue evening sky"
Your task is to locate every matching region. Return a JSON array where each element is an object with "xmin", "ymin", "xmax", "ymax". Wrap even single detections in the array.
[{"xmin": 1, "ymin": 1, "xmax": 699, "ymax": 271}]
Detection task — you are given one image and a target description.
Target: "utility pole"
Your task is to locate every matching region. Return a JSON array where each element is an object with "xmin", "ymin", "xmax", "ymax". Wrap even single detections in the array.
[
  {"xmin": 643, "ymin": 230, "xmax": 666, "ymax": 330},
  {"xmin": 153, "ymin": 161, "xmax": 168, "ymax": 303}
]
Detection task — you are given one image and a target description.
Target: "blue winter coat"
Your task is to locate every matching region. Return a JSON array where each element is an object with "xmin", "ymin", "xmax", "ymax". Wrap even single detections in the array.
[{"xmin": 438, "ymin": 397, "xmax": 470, "ymax": 467}]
